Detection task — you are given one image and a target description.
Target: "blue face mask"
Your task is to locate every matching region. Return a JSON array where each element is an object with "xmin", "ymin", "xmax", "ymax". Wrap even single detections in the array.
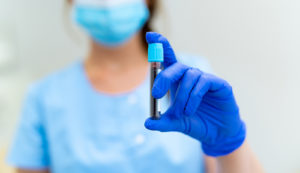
[{"xmin": 73, "ymin": 0, "xmax": 150, "ymax": 47}]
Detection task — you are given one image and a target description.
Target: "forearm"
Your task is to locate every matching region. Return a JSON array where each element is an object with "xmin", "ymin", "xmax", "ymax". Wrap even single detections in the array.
[{"xmin": 215, "ymin": 141, "xmax": 264, "ymax": 173}]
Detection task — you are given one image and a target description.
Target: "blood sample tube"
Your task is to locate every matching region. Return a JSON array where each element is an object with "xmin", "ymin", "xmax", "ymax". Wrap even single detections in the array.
[{"xmin": 148, "ymin": 43, "xmax": 164, "ymax": 119}]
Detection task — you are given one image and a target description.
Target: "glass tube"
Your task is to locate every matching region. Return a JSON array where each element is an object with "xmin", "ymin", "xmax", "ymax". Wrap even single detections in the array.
[{"xmin": 150, "ymin": 62, "xmax": 161, "ymax": 119}]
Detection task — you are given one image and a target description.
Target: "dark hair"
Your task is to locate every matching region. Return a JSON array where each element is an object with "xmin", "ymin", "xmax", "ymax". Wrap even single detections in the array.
[{"xmin": 141, "ymin": 0, "xmax": 158, "ymax": 49}]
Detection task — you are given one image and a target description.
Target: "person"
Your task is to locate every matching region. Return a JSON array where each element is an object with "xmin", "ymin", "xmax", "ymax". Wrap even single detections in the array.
[{"xmin": 7, "ymin": 0, "xmax": 264, "ymax": 172}]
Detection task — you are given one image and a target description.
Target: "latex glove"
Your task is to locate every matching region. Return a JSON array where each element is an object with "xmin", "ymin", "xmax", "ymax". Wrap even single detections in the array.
[{"xmin": 144, "ymin": 32, "xmax": 246, "ymax": 157}]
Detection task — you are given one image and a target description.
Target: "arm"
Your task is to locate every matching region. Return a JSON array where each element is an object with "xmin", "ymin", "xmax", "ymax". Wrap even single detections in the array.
[
  {"xmin": 216, "ymin": 141, "xmax": 263, "ymax": 173},
  {"xmin": 204, "ymin": 155, "xmax": 217, "ymax": 173},
  {"xmin": 144, "ymin": 32, "xmax": 264, "ymax": 172},
  {"xmin": 204, "ymin": 142, "xmax": 263, "ymax": 173}
]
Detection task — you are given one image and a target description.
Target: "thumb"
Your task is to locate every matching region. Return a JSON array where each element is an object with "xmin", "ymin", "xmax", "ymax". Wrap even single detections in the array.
[
  {"xmin": 146, "ymin": 32, "xmax": 177, "ymax": 68},
  {"xmin": 144, "ymin": 113, "xmax": 184, "ymax": 132}
]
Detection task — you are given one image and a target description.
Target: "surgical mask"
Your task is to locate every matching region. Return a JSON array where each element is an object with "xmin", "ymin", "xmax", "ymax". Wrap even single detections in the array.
[{"xmin": 73, "ymin": 0, "xmax": 150, "ymax": 47}]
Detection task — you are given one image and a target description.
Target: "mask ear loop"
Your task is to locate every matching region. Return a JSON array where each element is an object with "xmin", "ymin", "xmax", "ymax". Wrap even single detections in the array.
[{"xmin": 63, "ymin": 0, "xmax": 88, "ymax": 47}]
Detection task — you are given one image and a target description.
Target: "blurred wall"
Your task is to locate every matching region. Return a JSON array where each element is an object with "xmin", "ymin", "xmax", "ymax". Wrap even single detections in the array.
[{"xmin": 0, "ymin": 0, "xmax": 300, "ymax": 172}]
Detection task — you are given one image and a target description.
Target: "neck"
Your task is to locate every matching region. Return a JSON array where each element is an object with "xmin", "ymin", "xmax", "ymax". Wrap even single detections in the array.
[
  {"xmin": 85, "ymin": 33, "xmax": 147, "ymax": 70},
  {"xmin": 83, "ymin": 32, "xmax": 149, "ymax": 94}
]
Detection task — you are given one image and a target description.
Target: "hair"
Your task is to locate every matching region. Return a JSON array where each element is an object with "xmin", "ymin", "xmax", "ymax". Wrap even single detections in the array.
[
  {"xmin": 141, "ymin": 0, "xmax": 158, "ymax": 48},
  {"xmin": 65, "ymin": 0, "xmax": 158, "ymax": 50}
]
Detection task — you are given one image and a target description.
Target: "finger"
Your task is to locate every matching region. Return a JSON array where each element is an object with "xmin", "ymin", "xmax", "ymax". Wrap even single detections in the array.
[
  {"xmin": 184, "ymin": 74, "xmax": 211, "ymax": 116},
  {"xmin": 201, "ymin": 74, "xmax": 237, "ymax": 112},
  {"xmin": 152, "ymin": 63, "xmax": 190, "ymax": 99},
  {"xmin": 144, "ymin": 114, "xmax": 184, "ymax": 132},
  {"xmin": 146, "ymin": 32, "xmax": 177, "ymax": 68},
  {"xmin": 144, "ymin": 112, "xmax": 206, "ymax": 140},
  {"xmin": 168, "ymin": 68, "xmax": 202, "ymax": 118},
  {"xmin": 204, "ymin": 73, "xmax": 229, "ymax": 92}
]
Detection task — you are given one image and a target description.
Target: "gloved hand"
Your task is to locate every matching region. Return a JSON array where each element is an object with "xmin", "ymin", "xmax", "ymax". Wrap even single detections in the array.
[{"xmin": 144, "ymin": 32, "xmax": 246, "ymax": 157}]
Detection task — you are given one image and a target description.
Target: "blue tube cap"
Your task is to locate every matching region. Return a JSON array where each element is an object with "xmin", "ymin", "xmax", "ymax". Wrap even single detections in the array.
[{"xmin": 148, "ymin": 43, "xmax": 164, "ymax": 62}]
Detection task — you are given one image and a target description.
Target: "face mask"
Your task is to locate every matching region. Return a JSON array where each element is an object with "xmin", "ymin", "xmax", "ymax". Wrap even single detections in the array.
[{"xmin": 73, "ymin": 0, "xmax": 150, "ymax": 47}]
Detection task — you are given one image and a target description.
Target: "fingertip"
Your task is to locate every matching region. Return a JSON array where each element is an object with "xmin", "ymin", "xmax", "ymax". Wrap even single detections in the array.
[
  {"xmin": 151, "ymin": 86, "xmax": 165, "ymax": 99},
  {"xmin": 144, "ymin": 118, "xmax": 157, "ymax": 130},
  {"xmin": 151, "ymin": 76, "xmax": 168, "ymax": 99},
  {"xmin": 146, "ymin": 32, "xmax": 162, "ymax": 44},
  {"xmin": 144, "ymin": 118, "xmax": 152, "ymax": 129},
  {"xmin": 145, "ymin": 32, "xmax": 152, "ymax": 43}
]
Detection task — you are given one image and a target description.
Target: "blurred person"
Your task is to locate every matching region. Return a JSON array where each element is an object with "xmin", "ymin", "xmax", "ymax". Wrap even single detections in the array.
[{"xmin": 6, "ymin": 0, "xmax": 263, "ymax": 172}]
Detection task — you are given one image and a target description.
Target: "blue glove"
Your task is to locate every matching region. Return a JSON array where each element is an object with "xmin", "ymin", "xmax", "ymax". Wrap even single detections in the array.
[{"xmin": 144, "ymin": 32, "xmax": 246, "ymax": 157}]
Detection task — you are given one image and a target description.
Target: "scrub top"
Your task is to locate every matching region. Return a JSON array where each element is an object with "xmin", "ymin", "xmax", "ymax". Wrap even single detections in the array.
[{"xmin": 7, "ymin": 54, "xmax": 213, "ymax": 173}]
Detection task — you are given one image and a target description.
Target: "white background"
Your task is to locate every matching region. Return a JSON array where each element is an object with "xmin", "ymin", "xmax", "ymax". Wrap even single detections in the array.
[{"xmin": 0, "ymin": 0, "xmax": 300, "ymax": 172}]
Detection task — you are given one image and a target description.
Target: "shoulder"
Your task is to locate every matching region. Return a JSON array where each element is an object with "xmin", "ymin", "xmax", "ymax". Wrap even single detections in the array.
[
  {"xmin": 176, "ymin": 53, "xmax": 214, "ymax": 74},
  {"xmin": 26, "ymin": 61, "xmax": 82, "ymax": 101}
]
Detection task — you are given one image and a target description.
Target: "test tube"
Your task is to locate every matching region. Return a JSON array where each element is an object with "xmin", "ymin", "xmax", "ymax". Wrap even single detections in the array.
[{"xmin": 148, "ymin": 43, "xmax": 164, "ymax": 119}]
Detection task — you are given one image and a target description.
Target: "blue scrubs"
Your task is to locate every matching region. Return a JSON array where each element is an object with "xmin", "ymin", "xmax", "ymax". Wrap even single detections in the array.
[{"xmin": 7, "ymin": 54, "xmax": 212, "ymax": 173}]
